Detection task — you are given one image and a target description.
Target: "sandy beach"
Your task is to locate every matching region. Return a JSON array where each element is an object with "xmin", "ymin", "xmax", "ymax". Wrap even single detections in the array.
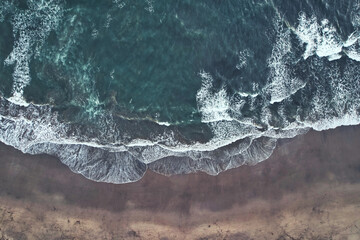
[{"xmin": 0, "ymin": 126, "xmax": 360, "ymax": 239}]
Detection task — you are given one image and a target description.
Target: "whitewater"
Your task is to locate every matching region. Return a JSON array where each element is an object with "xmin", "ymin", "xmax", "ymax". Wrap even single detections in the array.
[{"xmin": 0, "ymin": 0, "xmax": 360, "ymax": 183}]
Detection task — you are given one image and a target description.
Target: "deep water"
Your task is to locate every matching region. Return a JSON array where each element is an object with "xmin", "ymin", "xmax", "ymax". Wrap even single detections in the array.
[{"xmin": 0, "ymin": 0, "xmax": 360, "ymax": 183}]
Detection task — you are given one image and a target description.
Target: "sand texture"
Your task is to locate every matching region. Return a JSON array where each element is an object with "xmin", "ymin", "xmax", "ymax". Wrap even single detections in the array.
[{"xmin": 0, "ymin": 126, "xmax": 360, "ymax": 239}]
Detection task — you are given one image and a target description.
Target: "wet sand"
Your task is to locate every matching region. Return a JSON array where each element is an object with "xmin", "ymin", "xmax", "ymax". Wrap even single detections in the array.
[{"xmin": 0, "ymin": 126, "xmax": 360, "ymax": 239}]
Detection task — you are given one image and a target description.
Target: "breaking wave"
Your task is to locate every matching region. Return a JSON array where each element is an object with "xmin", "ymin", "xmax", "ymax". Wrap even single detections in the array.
[{"xmin": 0, "ymin": 1, "xmax": 360, "ymax": 183}]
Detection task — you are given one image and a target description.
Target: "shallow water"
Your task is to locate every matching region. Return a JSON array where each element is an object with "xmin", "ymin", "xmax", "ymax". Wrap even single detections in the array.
[{"xmin": 0, "ymin": 0, "xmax": 360, "ymax": 183}]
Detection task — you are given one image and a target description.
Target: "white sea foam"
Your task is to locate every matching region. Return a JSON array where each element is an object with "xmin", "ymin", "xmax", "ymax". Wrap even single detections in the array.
[
  {"xmin": 196, "ymin": 71, "xmax": 232, "ymax": 123},
  {"xmin": 1, "ymin": 5, "xmax": 360, "ymax": 184},
  {"xmin": 156, "ymin": 121, "xmax": 171, "ymax": 126},
  {"xmin": 328, "ymin": 53, "xmax": 342, "ymax": 61},
  {"xmin": 145, "ymin": 0, "xmax": 154, "ymax": 13},
  {"xmin": 344, "ymin": 31, "xmax": 360, "ymax": 47},
  {"xmin": 305, "ymin": 111, "xmax": 360, "ymax": 131},
  {"xmin": 316, "ymin": 19, "xmax": 343, "ymax": 57},
  {"xmin": 236, "ymin": 49, "xmax": 251, "ymax": 70},
  {"xmin": 266, "ymin": 18, "xmax": 306, "ymax": 104},
  {"xmin": 113, "ymin": 0, "xmax": 126, "ymax": 9},
  {"xmin": 296, "ymin": 13, "xmax": 342, "ymax": 60},
  {"xmin": 0, "ymin": 96, "xmax": 276, "ymax": 182},
  {"xmin": 295, "ymin": 12, "xmax": 360, "ymax": 62},
  {"xmin": 296, "ymin": 13, "xmax": 320, "ymax": 59},
  {"xmin": 351, "ymin": 0, "xmax": 360, "ymax": 28},
  {"xmin": 238, "ymin": 92, "xmax": 259, "ymax": 98},
  {"xmin": 345, "ymin": 45, "xmax": 360, "ymax": 61},
  {"xmin": 4, "ymin": 0, "xmax": 63, "ymax": 102},
  {"xmin": 6, "ymin": 95, "xmax": 30, "ymax": 107},
  {"xmin": 4, "ymin": 30, "xmax": 32, "ymax": 100}
]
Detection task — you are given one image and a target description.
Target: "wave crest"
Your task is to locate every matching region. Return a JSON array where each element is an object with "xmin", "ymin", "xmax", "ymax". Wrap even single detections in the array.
[{"xmin": 0, "ymin": 3, "xmax": 360, "ymax": 183}]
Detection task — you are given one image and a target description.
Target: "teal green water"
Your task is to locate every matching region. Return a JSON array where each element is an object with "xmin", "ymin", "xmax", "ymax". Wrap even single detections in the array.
[
  {"xmin": 1, "ymin": 0, "xmax": 360, "ymax": 183},
  {"xmin": 1, "ymin": 0, "xmax": 274, "ymax": 125}
]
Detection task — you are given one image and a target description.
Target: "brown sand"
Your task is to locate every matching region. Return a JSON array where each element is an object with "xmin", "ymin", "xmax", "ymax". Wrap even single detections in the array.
[{"xmin": 0, "ymin": 126, "xmax": 360, "ymax": 239}]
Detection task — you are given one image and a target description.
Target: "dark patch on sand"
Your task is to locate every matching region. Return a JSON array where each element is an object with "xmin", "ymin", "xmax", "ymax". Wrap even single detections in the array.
[{"xmin": 0, "ymin": 126, "xmax": 359, "ymax": 239}]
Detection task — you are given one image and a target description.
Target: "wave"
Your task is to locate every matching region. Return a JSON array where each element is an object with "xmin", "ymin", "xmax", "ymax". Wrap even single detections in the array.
[
  {"xmin": 265, "ymin": 18, "xmax": 306, "ymax": 104},
  {"xmin": 0, "ymin": 96, "xmax": 279, "ymax": 183},
  {"xmin": 3, "ymin": 0, "xmax": 63, "ymax": 105},
  {"xmin": 295, "ymin": 12, "xmax": 360, "ymax": 62},
  {"xmin": 0, "ymin": 2, "xmax": 360, "ymax": 183}
]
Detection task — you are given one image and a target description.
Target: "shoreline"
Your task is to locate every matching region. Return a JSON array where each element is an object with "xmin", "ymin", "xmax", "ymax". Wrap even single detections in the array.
[{"xmin": 0, "ymin": 126, "xmax": 360, "ymax": 239}]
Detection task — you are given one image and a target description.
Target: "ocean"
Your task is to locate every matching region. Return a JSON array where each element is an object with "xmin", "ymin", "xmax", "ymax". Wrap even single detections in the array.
[{"xmin": 0, "ymin": 0, "xmax": 359, "ymax": 183}]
